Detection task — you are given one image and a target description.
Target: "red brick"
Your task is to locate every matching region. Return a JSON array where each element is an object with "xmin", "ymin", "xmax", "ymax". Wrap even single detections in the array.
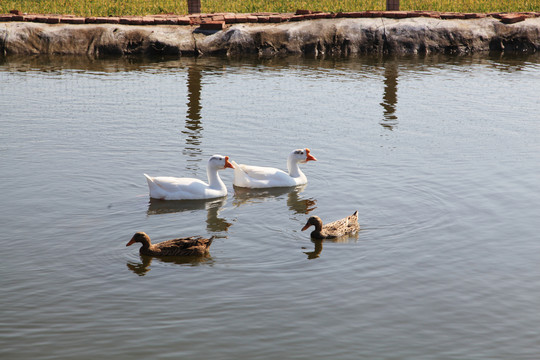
[
  {"xmin": 10, "ymin": 9, "xmax": 23, "ymax": 15},
  {"xmin": 308, "ymin": 13, "xmax": 326, "ymax": 19},
  {"xmin": 199, "ymin": 21, "xmax": 224, "ymax": 30},
  {"xmin": 46, "ymin": 16, "xmax": 61, "ymax": 24},
  {"xmin": 355, "ymin": 12, "xmax": 372, "ymax": 18},
  {"xmin": 440, "ymin": 12, "xmax": 456, "ymax": 19},
  {"xmin": 189, "ymin": 15, "xmax": 201, "ymax": 24},
  {"xmin": 152, "ymin": 17, "xmax": 168, "ymax": 25},
  {"xmin": 295, "ymin": 9, "xmax": 312, "ymax": 15},
  {"xmin": 11, "ymin": 15, "xmax": 24, "ymax": 21},
  {"xmin": 224, "ymin": 14, "xmax": 236, "ymax": 23},
  {"xmin": 0, "ymin": 14, "xmax": 13, "ymax": 22},
  {"xmin": 384, "ymin": 11, "xmax": 408, "ymax": 19},
  {"xmin": 268, "ymin": 15, "xmax": 282, "ymax": 23},
  {"xmin": 500, "ymin": 13, "xmax": 527, "ymax": 24},
  {"xmin": 368, "ymin": 11, "xmax": 385, "ymax": 18},
  {"xmin": 257, "ymin": 15, "xmax": 270, "ymax": 23},
  {"xmin": 289, "ymin": 15, "xmax": 304, "ymax": 21},
  {"xmin": 246, "ymin": 15, "xmax": 258, "ymax": 23},
  {"xmin": 102, "ymin": 17, "xmax": 119, "ymax": 24},
  {"xmin": 33, "ymin": 15, "xmax": 46, "ymax": 23},
  {"xmin": 177, "ymin": 16, "xmax": 190, "ymax": 25},
  {"xmin": 141, "ymin": 16, "xmax": 154, "ymax": 25},
  {"xmin": 158, "ymin": 16, "xmax": 175, "ymax": 25},
  {"xmin": 406, "ymin": 12, "xmax": 422, "ymax": 18},
  {"xmin": 60, "ymin": 16, "xmax": 86, "ymax": 24},
  {"xmin": 235, "ymin": 14, "xmax": 248, "ymax": 23}
]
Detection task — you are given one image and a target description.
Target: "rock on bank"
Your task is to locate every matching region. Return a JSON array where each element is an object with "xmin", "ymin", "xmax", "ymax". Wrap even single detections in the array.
[{"xmin": 1, "ymin": 17, "xmax": 539, "ymax": 56}]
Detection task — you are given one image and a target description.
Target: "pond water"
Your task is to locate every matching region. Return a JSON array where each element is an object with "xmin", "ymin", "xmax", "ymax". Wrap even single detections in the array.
[{"xmin": 1, "ymin": 53, "xmax": 540, "ymax": 359}]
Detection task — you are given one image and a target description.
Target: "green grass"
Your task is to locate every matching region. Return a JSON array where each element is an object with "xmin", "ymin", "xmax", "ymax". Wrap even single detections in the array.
[{"xmin": 1, "ymin": 0, "xmax": 538, "ymax": 17}]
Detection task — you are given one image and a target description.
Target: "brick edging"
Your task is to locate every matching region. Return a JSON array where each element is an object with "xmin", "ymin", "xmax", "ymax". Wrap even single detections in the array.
[{"xmin": 1, "ymin": 10, "xmax": 539, "ymax": 27}]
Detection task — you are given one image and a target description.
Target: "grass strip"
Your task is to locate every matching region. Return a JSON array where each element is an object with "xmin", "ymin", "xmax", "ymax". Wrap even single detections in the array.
[{"xmin": 1, "ymin": 0, "xmax": 538, "ymax": 17}]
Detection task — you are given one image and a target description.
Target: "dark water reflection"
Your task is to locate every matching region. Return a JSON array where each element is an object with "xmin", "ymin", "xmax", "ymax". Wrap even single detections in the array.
[
  {"xmin": 380, "ymin": 59, "xmax": 399, "ymax": 129},
  {"xmin": 3, "ymin": 52, "xmax": 539, "ymax": 73},
  {"xmin": 184, "ymin": 65, "xmax": 204, "ymax": 171}
]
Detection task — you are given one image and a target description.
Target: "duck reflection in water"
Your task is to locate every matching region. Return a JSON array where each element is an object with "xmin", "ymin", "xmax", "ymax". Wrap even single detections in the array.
[
  {"xmin": 233, "ymin": 184, "xmax": 317, "ymax": 215},
  {"xmin": 147, "ymin": 197, "xmax": 232, "ymax": 232},
  {"xmin": 127, "ymin": 254, "xmax": 213, "ymax": 276},
  {"xmin": 302, "ymin": 232, "xmax": 360, "ymax": 260}
]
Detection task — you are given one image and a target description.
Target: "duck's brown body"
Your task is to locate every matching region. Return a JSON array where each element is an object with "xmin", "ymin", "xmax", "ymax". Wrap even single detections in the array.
[
  {"xmin": 302, "ymin": 211, "xmax": 359, "ymax": 239},
  {"xmin": 126, "ymin": 232, "xmax": 213, "ymax": 257}
]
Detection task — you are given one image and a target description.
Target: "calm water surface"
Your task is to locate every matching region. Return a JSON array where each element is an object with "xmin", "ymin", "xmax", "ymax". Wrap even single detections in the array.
[{"xmin": 1, "ymin": 53, "xmax": 540, "ymax": 359}]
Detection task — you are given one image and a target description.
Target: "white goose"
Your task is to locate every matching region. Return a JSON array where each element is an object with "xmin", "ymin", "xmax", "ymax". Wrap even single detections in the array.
[
  {"xmin": 144, "ymin": 155, "xmax": 234, "ymax": 200},
  {"xmin": 232, "ymin": 148, "xmax": 317, "ymax": 189}
]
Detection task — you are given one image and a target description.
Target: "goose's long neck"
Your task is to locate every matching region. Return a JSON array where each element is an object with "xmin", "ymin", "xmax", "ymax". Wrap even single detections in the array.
[
  {"xmin": 207, "ymin": 167, "xmax": 226, "ymax": 190},
  {"xmin": 287, "ymin": 157, "xmax": 304, "ymax": 178}
]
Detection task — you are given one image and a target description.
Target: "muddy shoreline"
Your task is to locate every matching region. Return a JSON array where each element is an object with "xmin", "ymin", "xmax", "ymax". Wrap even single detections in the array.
[{"xmin": 1, "ymin": 15, "xmax": 539, "ymax": 57}]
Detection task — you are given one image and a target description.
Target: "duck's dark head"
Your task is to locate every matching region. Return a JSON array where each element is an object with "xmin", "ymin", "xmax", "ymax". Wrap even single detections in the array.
[
  {"xmin": 301, "ymin": 216, "xmax": 323, "ymax": 232},
  {"xmin": 126, "ymin": 232, "xmax": 151, "ymax": 247}
]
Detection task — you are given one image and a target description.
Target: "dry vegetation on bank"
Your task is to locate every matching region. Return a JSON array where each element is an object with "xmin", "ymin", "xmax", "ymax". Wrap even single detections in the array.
[{"xmin": 1, "ymin": 0, "xmax": 538, "ymax": 17}]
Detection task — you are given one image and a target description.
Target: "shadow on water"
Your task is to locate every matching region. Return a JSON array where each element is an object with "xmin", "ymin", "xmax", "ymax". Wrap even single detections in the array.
[
  {"xmin": 233, "ymin": 184, "xmax": 317, "ymax": 215},
  {"xmin": 147, "ymin": 197, "xmax": 232, "ymax": 232},
  {"xmin": 127, "ymin": 254, "xmax": 213, "ymax": 276}
]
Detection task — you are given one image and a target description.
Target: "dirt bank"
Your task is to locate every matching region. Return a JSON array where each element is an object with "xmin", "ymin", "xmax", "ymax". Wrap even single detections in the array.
[{"xmin": 1, "ymin": 16, "xmax": 539, "ymax": 57}]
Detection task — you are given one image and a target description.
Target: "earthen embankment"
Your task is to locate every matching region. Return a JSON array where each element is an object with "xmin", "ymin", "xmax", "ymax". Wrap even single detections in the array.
[{"xmin": 1, "ymin": 11, "xmax": 539, "ymax": 56}]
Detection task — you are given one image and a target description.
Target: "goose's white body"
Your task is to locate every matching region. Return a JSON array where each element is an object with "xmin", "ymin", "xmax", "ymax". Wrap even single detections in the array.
[
  {"xmin": 232, "ymin": 149, "xmax": 317, "ymax": 189},
  {"xmin": 144, "ymin": 155, "xmax": 233, "ymax": 200}
]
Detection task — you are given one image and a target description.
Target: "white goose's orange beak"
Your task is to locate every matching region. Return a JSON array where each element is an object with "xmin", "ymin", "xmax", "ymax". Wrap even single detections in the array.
[
  {"xmin": 305, "ymin": 148, "xmax": 317, "ymax": 162},
  {"xmin": 224, "ymin": 156, "xmax": 234, "ymax": 169}
]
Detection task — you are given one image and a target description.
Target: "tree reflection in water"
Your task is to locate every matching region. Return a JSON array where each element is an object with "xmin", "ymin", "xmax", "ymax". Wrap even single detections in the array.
[
  {"xmin": 183, "ymin": 65, "xmax": 204, "ymax": 172},
  {"xmin": 380, "ymin": 59, "xmax": 398, "ymax": 130}
]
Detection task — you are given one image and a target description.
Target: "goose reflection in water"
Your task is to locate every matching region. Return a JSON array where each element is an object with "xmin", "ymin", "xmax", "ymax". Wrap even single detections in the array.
[
  {"xmin": 127, "ymin": 254, "xmax": 213, "ymax": 276},
  {"xmin": 233, "ymin": 184, "xmax": 317, "ymax": 215},
  {"xmin": 147, "ymin": 197, "xmax": 232, "ymax": 232},
  {"xmin": 302, "ymin": 232, "xmax": 360, "ymax": 260}
]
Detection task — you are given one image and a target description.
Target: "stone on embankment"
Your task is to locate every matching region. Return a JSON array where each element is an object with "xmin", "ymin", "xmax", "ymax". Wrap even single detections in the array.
[{"xmin": 1, "ymin": 17, "xmax": 539, "ymax": 56}]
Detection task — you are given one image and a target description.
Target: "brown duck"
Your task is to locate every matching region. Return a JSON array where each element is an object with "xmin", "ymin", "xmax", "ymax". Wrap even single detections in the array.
[
  {"xmin": 126, "ymin": 232, "xmax": 214, "ymax": 257},
  {"xmin": 301, "ymin": 211, "xmax": 360, "ymax": 239}
]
